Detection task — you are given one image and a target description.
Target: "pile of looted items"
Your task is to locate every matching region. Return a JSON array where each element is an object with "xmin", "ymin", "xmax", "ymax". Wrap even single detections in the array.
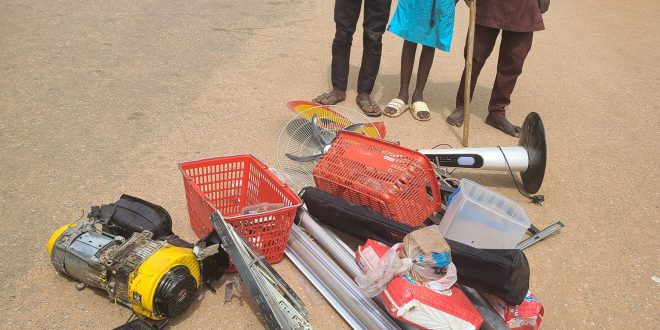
[{"xmin": 46, "ymin": 101, "xmax": 562, "ymax": 329}]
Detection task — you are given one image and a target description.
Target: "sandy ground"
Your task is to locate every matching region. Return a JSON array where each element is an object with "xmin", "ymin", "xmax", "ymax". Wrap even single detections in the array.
[{"xmin": 1, "ymin": 0, "xmax": 658, "ymax": 329}]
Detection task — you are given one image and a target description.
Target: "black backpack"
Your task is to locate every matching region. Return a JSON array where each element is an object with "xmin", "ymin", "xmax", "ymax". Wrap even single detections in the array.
[{"xmin": 90, "ymin": 194, "xmax": 174, "ymax": 239}]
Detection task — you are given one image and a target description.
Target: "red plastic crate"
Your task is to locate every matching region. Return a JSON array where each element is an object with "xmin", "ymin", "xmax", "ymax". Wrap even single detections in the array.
[
  {"xmin": 313, "ymin": 131, "xmax": 441, "ymax": 227},
  {"xmin": 179, "ymin": 155, "xmax": 301, "ymax": 269}
]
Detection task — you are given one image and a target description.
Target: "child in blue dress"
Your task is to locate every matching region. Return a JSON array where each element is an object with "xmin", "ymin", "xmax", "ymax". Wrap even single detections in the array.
[{"xmin": 383, "ymin": 0, "xmax": 456, "ymax": 121}]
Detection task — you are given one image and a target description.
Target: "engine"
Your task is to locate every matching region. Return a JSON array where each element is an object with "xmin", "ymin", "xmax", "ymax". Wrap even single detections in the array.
[{"xmin": 47, "ymin": 218, "xmax": 201, "ymax": 321}]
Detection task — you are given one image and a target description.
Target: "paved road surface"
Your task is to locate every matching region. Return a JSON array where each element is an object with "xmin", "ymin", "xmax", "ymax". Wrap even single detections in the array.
[{"xmin": 1, "ymin": 0, "xmax": 658, "ymax": 328}]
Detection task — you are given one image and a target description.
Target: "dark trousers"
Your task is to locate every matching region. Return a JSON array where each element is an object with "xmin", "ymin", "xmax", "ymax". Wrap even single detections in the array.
[
  {"xmin": 456, "ymin": 24, "xmax": 534, "ymax": 117},
  {"xmin": 331, "ymin": 0, "xmax": 391, "ymax": 95}
]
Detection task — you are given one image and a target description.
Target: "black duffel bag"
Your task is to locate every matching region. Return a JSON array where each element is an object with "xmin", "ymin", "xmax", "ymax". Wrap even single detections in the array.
[{"xmin": 301, "ymin": 186, "xmax": 530, "ymax": 305}]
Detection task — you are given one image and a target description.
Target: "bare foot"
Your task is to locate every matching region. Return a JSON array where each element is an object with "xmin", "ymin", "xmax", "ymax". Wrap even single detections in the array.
[
  {"xmin": 486, "ymin": 115, "xmax": 522, "ymax": 137},
  {"xmin": 312, "ymin": 90, "xmax": 346, "ymax": 105},
  {"xmin": 446, "ymin": 107, "xmax": 464, "ymax": 127}
]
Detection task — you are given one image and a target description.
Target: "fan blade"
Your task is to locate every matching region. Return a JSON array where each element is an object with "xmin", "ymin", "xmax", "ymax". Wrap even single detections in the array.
[
  {"xmin": 287, "ymin": 101, "xmax": 353, "ymax": 127},
  {"xmin": 318, "ymin": 117, "xmax": 335, "ymax": 126},
  {"xmin": 355, "ymin": 121, "xmax": 386, "ymax": 138},
  {"xmin": 285, "ymin": 153, "xmax": 323, "ymax": 162},
  {"xmin": 343, "ymin": 123, "xmax": 365, "ymax": 132},
  {"xmin": 311, "ymin": 114, "xmax": 324, "ymax": 146},
  {"xmin": 311, "ymin": 114, "xmax": 334, "ymax": 146},
  {"xmin": 286, "ymin": 100, "xmax": 387, "ymax": 137}
]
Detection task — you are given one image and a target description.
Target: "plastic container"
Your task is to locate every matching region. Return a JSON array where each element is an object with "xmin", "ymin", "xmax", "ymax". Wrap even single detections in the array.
[
  {"xmin": 179, "ymin": 155, "xmax": 301, "ymax": 268},
  {"xmin": 312, "ymin": 131, "xmax": 441, "ymax": 227},
  {"xmin": 438, "ymin": 179, "xmax": 530, "ymax": 249}
]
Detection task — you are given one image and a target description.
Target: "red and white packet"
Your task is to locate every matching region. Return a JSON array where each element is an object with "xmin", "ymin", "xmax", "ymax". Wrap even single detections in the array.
[
  {"xmin": 356, "ymin": 239, "xmax": 483, "ymax": 330},
  {"xmin": 484, "ymin": 291, "xmax": 544, "ymax": 330}
]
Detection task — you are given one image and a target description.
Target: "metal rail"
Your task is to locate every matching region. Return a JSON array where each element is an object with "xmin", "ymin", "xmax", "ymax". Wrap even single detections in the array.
[
  {"xmin": 210, "ymin": 212, "xmax": 311, "ymax": 330},
  {"xmin": 518, "ymin": 221, "xmax": 565, "ymax": 250}
]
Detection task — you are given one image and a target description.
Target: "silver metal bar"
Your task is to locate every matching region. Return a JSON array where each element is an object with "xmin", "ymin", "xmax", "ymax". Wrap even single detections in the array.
[
  {"xmin": 296, "ymin": 214, "xmax": 418, "ymax": 330},
  {"xmin": 286, "ymin": 225, "xmax": 401, "ymax": 330},
  {"xmin": 297, "ymin": 206, "xmax": 363, "ymax": 278},
  {"xmin": 285, "ymin": 246, "xmax": 362, "ymax": 329},
  {"xmin": 517, "ymin": 221, "xmax": 565, "ymax": 250}
]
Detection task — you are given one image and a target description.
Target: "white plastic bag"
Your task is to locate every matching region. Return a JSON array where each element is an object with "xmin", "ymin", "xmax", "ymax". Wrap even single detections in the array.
[
  {"xmin": 356, "ymin": 244, "xmax": 406, "ymax": 297},
  {"xmin": 355, "ymin": 226, "xmax": 458, "ymax": 296}
]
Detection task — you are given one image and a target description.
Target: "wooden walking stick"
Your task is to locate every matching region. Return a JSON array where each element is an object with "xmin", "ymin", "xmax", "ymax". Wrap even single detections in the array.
[{"xmin": 463, "ymin": 0, "xmax": 476, "ymax": 147}]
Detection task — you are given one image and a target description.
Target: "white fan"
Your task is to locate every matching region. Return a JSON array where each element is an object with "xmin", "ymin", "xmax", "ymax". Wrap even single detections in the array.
[{"xmin": 276, "ymin": 103, "xmax": 383, "ymax": 193}]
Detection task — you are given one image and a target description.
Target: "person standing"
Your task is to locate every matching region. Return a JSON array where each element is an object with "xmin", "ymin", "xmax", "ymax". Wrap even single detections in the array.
[
  {"xmin": 447, "ymin": 0, "xmax": 550, "ymax": 136},
  {"xmin": 383, "ymin": 0, "xmax": 457, "ymax": 121},
  {"xmin": 313, "ymin": 0, "xmax": 392, "ymax": 117}
]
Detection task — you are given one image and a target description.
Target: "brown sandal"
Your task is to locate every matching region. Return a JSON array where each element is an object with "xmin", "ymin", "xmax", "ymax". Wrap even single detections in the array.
[
  {"xmin": 312, "ymin": 90, "xmax": 346, "ymax": 105},
  {"xmin": 356, "ymin": 94, "xmax": 382, "ymax": 117}
]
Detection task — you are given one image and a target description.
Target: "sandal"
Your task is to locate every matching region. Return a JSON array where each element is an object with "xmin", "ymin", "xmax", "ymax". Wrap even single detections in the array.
[
  {"xmin": 312, "ymin": 90, "xmax": 346, "ymax": 105},
  {"xmin": 383, "ymin": 98, "xmax": 409, "ymax": 118},
  {"xmin": 410, "ymin": 101, "xmax": 431, "ymax": 121},
  {"xmin": 356, "ymin": 94, "xmax": 382, "ymax": 117}
]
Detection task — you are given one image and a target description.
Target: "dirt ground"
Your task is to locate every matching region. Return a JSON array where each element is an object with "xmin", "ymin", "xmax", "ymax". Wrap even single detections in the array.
[{"xmin": 1, "ymin": 0, "xmax": 658, "ymax": 329}]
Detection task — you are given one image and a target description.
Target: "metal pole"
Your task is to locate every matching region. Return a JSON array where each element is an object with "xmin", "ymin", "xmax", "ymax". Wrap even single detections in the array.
[
  {"xmin": 286, "ymin": 225, "xmax": 401, "ymax": 330},
  {"xmin": 297, "ymin": 206, "xmax": 363, "ymax": 277},
  {"xmin": 463, "ymin": 0, "xmax": 477, "ymax": 147}
]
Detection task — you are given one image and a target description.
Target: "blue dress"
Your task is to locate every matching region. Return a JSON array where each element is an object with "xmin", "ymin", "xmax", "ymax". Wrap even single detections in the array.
[{"xmin": 388, "ymin": 0, "xmax": 456, "ymax": 52}]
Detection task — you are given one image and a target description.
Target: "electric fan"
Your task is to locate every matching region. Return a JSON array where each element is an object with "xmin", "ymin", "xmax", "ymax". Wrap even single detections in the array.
[{"xmin": 276, "ymin": 101, "xmax": 383, "ymax": 192}]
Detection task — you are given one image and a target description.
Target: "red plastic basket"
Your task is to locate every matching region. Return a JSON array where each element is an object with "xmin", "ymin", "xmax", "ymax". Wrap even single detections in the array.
[
  {"xmin": 179, "ymin": 155, "xmax": 301, "ymax": 269},
  {"xmin": 313, "ymin": 131, "xmax": 441, "ymax": 227}
]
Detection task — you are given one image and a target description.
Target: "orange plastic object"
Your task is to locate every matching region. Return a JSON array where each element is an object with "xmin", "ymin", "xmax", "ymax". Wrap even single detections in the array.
[
  {"xmin": 179, "ymin": 155, "xmax": 301, "ymax": 270},
  {"xmin": 286, "ymin": 100, "xmax": 387, "ymax": 138},
  {"xmin": 313, "ymin": 131, "xmax": 441, "ymax": 227}
]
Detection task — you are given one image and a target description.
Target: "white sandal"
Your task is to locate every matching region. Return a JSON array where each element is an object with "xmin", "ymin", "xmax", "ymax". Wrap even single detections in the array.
[
  {"xmin": 383, "ymin": 98, "xmax": 409, "ymax": 118},
  {"xmin": 411, "ymin": 101, "xmax": 431, "ymax": 121}
]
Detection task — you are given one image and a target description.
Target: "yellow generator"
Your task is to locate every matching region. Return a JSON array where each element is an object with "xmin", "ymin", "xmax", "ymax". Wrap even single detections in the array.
[{"xmin": 48, "ymin": 218, "xmax": 202, "ymax": 320}]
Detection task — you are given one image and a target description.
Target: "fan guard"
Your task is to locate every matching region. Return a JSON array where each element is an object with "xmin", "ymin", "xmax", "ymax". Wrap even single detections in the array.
[{"xmin": 275, "ymin": 104, "xmax": 381, "ymax": 193}]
